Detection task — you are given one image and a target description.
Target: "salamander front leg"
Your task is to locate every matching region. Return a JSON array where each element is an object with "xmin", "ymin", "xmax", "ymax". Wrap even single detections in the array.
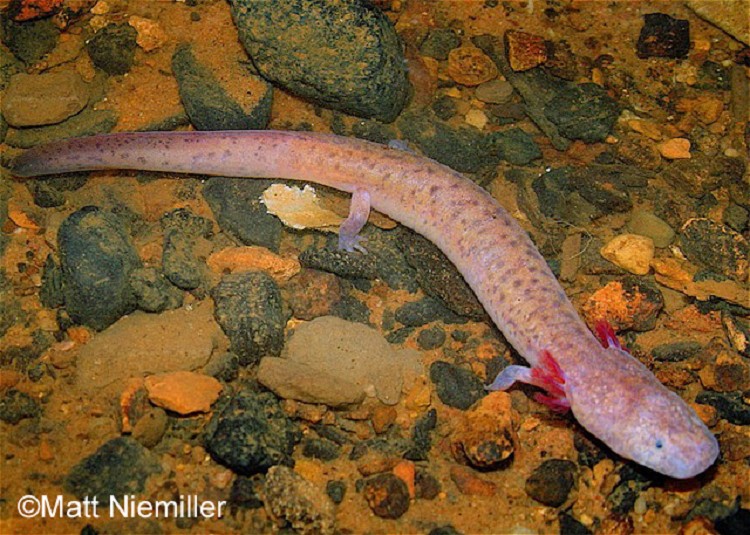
[
  {"xmin": 338, "ymin": 189, "xmax": 370, "ymax": 253},
  {"xmin": 486, "ymin": 350, "xmax": 570, "ymax": 413}
]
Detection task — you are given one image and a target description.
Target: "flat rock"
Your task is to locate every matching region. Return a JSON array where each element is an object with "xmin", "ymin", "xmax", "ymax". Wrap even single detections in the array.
[
  {"xmin": 261, "ymin": 316, "xmax": 417, "ymax": 406},
  {"xmin": 2, "ymin": 71, "xmax": 89, "ymax": 127},
  {"xmin": 76, "ymin": 300, "xmax": 224, "ymax": 391},
  {"xmin": 144, "ymin": 371, "xmax": 223, "ymax": 415},
  {"xmin": 258, "ymin": 357, "xmax": 365, "ymax": 407}
]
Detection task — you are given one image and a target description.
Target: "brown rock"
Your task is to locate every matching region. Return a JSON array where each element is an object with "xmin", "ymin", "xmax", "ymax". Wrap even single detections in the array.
[
  {"xmin": 2, "ymin": 71, "xmax": 90, "ymax": 127},
  {"xmin": 658, "ymin": 137, "xmax": 692, "ymax": 159},
  {"xmin": 600, "ymin": 234, "xmax": 655, "ymax": 275},
  {"xmin": 582, "ymin": 277, "xmax": 664, "ymax": 332},
  {"xmin": 504, "ymin": 30, "xmax": 548, "ymax": 72},
  {"xmin": 362, "ymin": 473, "xmax": 410, "ymax": 519},
  {"xmin": 144, "ymin": 371, "xmax": 222, "ymax": 415},
  {"xmin": 447, "ymin": 46, "xmax": 498, "ymax": 86},
  {"xmin": 207, "ymin": 246, "xmax": 300, "ymax": 281},
  {"xmin": 371, "ymin": 405, "xmax": 397, "ymax": 434},
  {"xmin": 449, "ymin": 465, "xmax": 497, "ymax": 496},
  {"xmin": 257, "ymin": 357, "xmax": 366, "ymax": 407},
  {"xmin": 283, "ymin": 269, "xmax": 343, "ymax": 321},
  {"xmin": 451, "ymin": 392, "xmax": 516, "ymax": 469}
]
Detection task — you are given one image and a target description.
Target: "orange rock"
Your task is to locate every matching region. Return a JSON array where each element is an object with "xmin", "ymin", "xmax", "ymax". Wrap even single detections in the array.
[
  {"xmin": 392, "ymin": 460, "xmax": 416, "ymax": 498},
  {"xmin": 449, "ymin": 465, "xmax": 497, "ymax": 496},
  {"xmin": 9, "ymin": 0, "xmax": 63, "ymax": 22},
  {"xmin": 447, "ymin": 46, "xmax": 498, "ymax": 86},
  {"xmin": 627, "ymin": 119, "xmax": 663, "ymax": 140},
  {"xmin": 451, "ymin": 391, "xmax": 516, "ymax": 469},
  {"xmin": 8, "ymin": 209, "xmax": 41, "ymax": 231},
  {"xmin": 207, "ymin": 246, "xmax": 300, "ymax": 281},
  {"xmin": 0, "ymin": 370, "xmax": 23, "ymax": 391},
  {"xmin": 600, "ymin": 234, "xmax": 654, "ymax": 275},
  {"xmin": 39, "ymin": 436, "xmax": 54, "ymax": 461},
  {"xmin": 371, "ymin": 404, "xmax": 397, "ymax": 434},
  {"xmin": 67, "ymin": 325, "xmax": 93, "ymax": 345},
  {"xmin": 658, "ymin": 137, "xmax": 691, "ymax": 159},
  {"xmin": 504, "ymin": 30, "xmax": 547, "ymax": 72},
  {"xmin": 144, "ymin": 371, "xmax": 222, "ymax": 415}
]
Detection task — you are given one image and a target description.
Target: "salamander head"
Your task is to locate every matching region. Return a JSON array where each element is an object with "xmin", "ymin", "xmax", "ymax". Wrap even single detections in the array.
[{"xmin": 567, "ymin": 345, "xmax": 719, "ymax": 479}]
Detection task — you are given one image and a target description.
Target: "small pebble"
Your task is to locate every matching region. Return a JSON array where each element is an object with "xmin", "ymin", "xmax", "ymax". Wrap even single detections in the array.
[
  {"xmin": 362, "ymin": 473, "xmax": 410, "ymax": 519},
  {"xmin": 658, "ymin": 137, "xmax": 691, "ymax": 159},
  {"xmin": 447, "ymin": 46, "xmax": 498, "ymax": 86},
  {"xmin": 474, "ymin": 79, "xmax": 514, "ymax": 104},
  {"xmin": 524, "ymin": 459, "xmax": 577, "ymax": 507},
  {"xmin": 600, "ymin": 234, "xmax": 655, "ymax": 275},
  {"xmin": 627, "ymin": 211, "xmax": 675, "ymax": 248},
  {"xmin": 144, "ymin": 371, "xmax": 222, "ymax": 415}
]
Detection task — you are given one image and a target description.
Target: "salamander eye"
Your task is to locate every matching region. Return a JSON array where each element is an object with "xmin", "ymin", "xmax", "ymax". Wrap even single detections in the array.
[{"xmin": 655, "ymin": 439, "xmax": 664, "ymax": 449}]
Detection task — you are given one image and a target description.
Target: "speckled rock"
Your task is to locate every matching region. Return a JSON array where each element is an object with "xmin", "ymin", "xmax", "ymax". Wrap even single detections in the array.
[
  {"xmin": 679, "ymin": 218, "xmax": 749, "ymax": 281},
  {"xmin": 161, "ymin": 208, "xmax": 212, "ymax": 290},
  {"xmin": 544, "ymin": 83, "xmax": 619, "ymax": 143},
  {"xmin": 524, "ymin": 459, "xmax": 577, "ymax": 507},
  {"xmin": 64, "ymin": 437, "xmax": 162, "ymax": 505},
  {"xmin": 211, "ymin": 271, "xmax": 285, "ymax": 366},
  {"xmin": 57, "ymin": 206, "xmax": 142, "ymax": 330},
  {"xmin": 451, "ymin": 392, "xmax": 515, "ymax": 469},
  {"xmin": 582, "ymin": 276, "xmax": 664, "ymax": 331},
  {"xmin": 2, "ymin": 71, "xmax": 89, "ymax": 127},
  {"xmin": 398, "ymin": 230, "xmax": 486, "ymax": 320},
  {"xmin": 430, "ymin": 361, "xmax": 485, "ymax": 410},
  {"xmin": 283, "ymin": 269, "xmax": 343, "ymax": 321},
  {"xmin": 0, "ymin": 389, "xmax": 41, "ymax": 424},
  {"xmin": 203, "ymin": 177, "xmax": 282, "ymax": 251},
  {"xmin": 395, "ymin": 297, "xmax": 466, "ymax": 327},
  {"xmin": 636, "ymin": 13, "xmax": 690, "ymax": 59},
  {"xmin": 204, "ymin": 388, "xmax": 301, "ymax": 475},
  {"xmin": 263, "ymin": 465, "xmax": 335, "ymax": 534},
  {"xmin": 1, "ymin": 16, "xmax": 58, "ymax": 64},
  {"xmin": 130, "ymin": 267, "xmax": 183, "ymax": 313},
  {"xmin": 299, "ymin": 228, "xmax": 417, "ymax": 291},
  {"xmin": 301, "ymin": 437, "xmax": 341, "ymax": 461},
  {"xmin": 172, "ymin": 44, "xmax": 272, "ymax": 131},
  {"xmin": 362, "ymin": 473, "xmax": 410, "ymax": 519},
  {"xmin": 229, "ymin": 0, "xmax": 409, "ymax": 122},
  {"xmin": 86, "ymin": 23, "xmax": 138, "ymax": 75},
  {"xmin": 661, "ymin": 155, "xmax": 745, "ymax": 197},
  {"xmin": 420, "ymin": 28, "xmax": 460, "ymax": 60}
]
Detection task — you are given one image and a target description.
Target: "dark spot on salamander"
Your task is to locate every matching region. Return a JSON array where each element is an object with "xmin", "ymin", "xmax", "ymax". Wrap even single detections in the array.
[{"xmin": 137, "ymin": 157, "xmax": 147, "ymax": 164}]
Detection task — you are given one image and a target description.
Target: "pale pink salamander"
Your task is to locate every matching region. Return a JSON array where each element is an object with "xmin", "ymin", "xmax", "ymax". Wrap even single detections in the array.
[{"xmin": 12, "ymin": 130, "xmax": 719, "ymax": 478}]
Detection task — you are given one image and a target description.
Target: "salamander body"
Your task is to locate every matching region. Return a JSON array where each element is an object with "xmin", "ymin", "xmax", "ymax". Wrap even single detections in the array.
[{"xmin": 11, "ymin": 130, "xmax": 719, "ymax": 478}]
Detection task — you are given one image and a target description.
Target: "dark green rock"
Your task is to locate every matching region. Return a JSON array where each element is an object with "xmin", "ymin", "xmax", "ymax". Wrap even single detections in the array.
[
  {"xmin": 1, "ymin": 16, "xmax": 58, "ymax": 64},
  {"xmin": 130, "ymin": 267, "xmax": 183, "ymax": 313},
  {"xmin": 171, "ymin": 44, "xmax": 272, "ymax": 131},
  {"xmin": 211, "ymin": 271, "xmax": 285, "ymax": 365},
  {"xmin": 429, "ymin": 361, "xmax": 484, "ymax": 410},
  {"xmin": 679, "ymin": 218, "xmax": 749, "ymax": 281},
  {"xmin": 204, "ymin": 389, "xmax": 301, "ymax": 475},
  {"xmin": 86, "ymin": 24, "xmax": 137, "ymax": 75},
  {"xmin": 64, "ymin": 437, "xmax": 162, "ymax": 505},
  {"xmin": 160, "ymin": 208, "xmax": 212, "ymax": 290},
  {"xmin": 417, "ymin": 325, "xmax": 446, "ymax": 350},
  {"xmin": 0, "ymin": 389, "xmax": 41, "ymax": 424},
  {"xmin": 545, "ymin": 83, "xmax": 619, "ymax": 143},
  {"xmin": 203, "ymin": 177, "xmax": 282, "ymax": 251},
  {"xmin": 57, "ymin": 206, "xmax": 142, "ymax": 330},
  {"xmin": 420, "ymin": 28, "xmax": 460, "ymax": 60},
  {"xmin": 39, "ymin": 254, "xmax": 63, "ymax": 308},
  {"xmin": 229, "ymin": 0, "xmax": 409, "ymax": 122}
]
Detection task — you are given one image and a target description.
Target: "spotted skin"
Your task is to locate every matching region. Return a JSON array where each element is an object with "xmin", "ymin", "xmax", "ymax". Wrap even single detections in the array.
[{"xmin": 11, "ymin": 130, "xmax": 719, "ymax": 478}]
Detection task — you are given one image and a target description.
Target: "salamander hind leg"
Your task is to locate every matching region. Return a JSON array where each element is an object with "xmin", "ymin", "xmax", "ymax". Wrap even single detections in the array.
[
  {"xmin": 486, "ymin": 350, "xmax": 570, "ymax": 413},
  {"xmin": 338, "ymin": 188, "xmax": 370, "ymax": 253}
]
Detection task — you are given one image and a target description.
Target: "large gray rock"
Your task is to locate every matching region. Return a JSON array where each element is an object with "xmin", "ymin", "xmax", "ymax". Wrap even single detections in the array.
[{"xmin": 229, "ymin": 0, "xmax": 409, "ymax": 122}]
